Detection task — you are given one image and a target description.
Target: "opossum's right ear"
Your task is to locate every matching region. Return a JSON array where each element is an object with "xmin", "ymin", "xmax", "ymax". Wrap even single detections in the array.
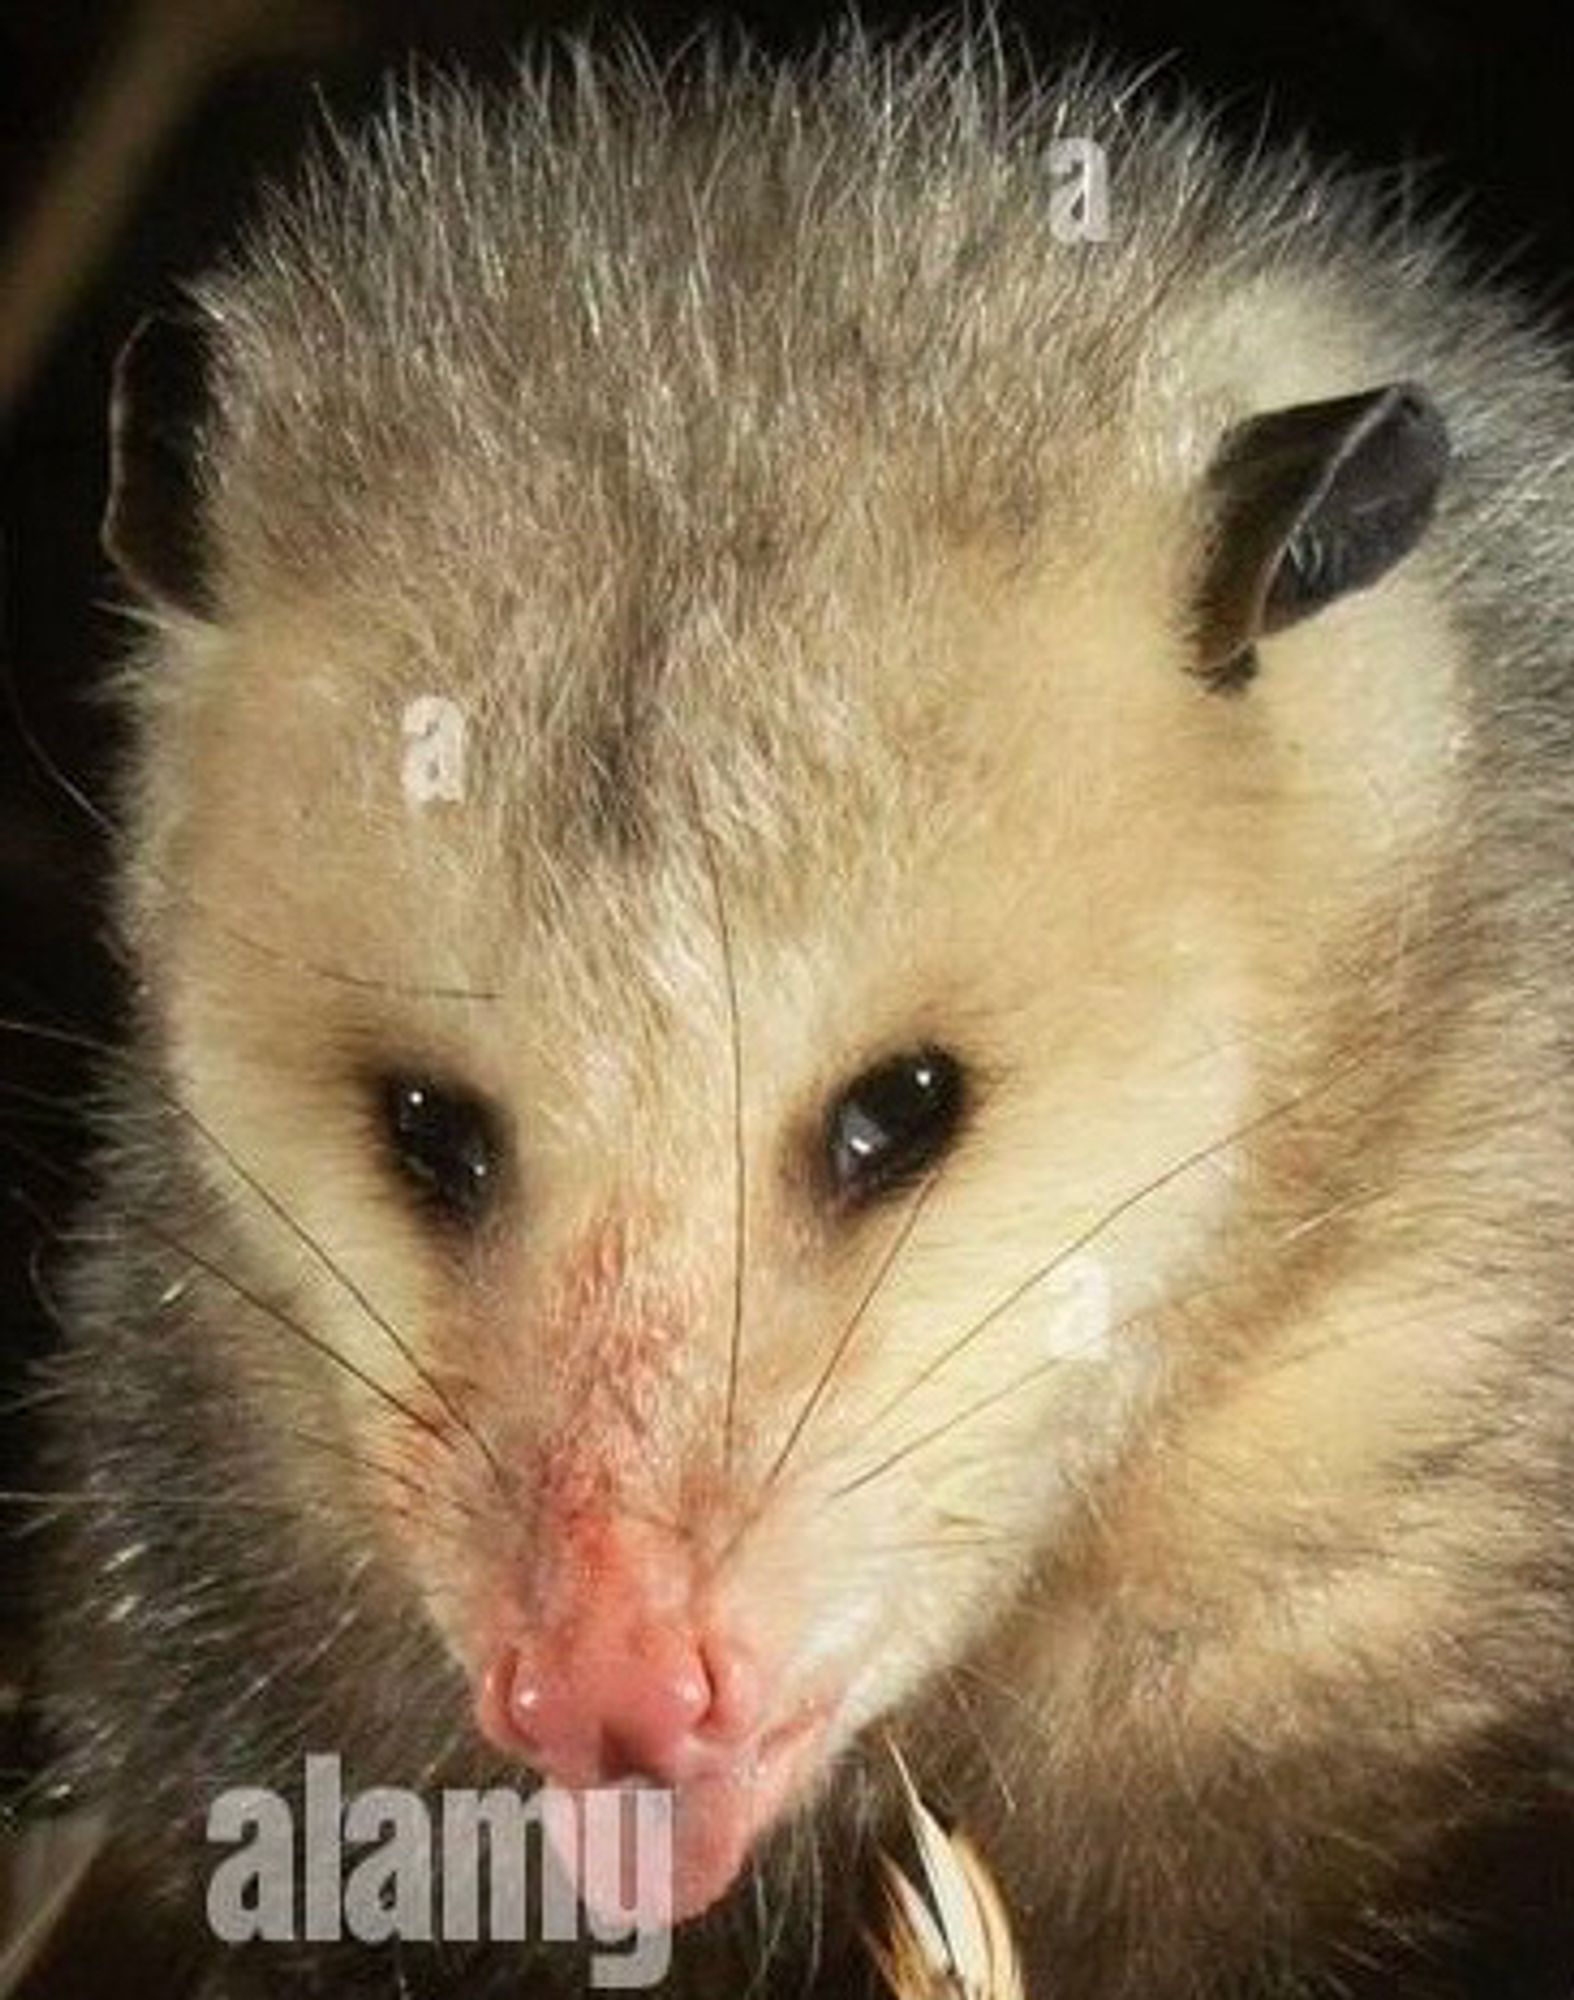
[
  {"xmin": 1193, "ymin": 382, "xmax": 1449, "ymax": 691},
  {"xmin": 104, "ymin": 313, "xmax": 214, "ymax": 618}
]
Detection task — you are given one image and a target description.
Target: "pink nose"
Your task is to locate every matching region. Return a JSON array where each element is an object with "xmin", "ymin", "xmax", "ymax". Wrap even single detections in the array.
[{"xmin": 480, "ymin": 1612, "xmax": 762, "ymax": 1789}]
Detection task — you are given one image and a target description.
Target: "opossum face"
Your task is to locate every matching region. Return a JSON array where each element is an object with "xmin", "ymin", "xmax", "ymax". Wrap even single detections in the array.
[
  {"xmin": 107, "ymin": 279, "xmax": 1449, "ymax": 1917},
  {"xmin": 140, "ymin": 565, "xmax": 1241, "ymax": 1920}
]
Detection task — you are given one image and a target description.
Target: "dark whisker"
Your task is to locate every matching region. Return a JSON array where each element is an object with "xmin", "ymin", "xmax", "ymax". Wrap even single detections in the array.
[
  {"xmin": 692, "ymin": 799, "xmax": 748, "ymax": 1477},
  {"xmin": 2, "ymin": 666, "xmax": 502, "ymax": 1004},
  {"xmin": 150, "ymin": 1080, "xmax": 513, "ymax": 1498},
  {"xmin": 758, "ymin": 1168, "xmax": 941, "ymax": 1500},
  {"xmin": 289, "ymin": 1426, "xmax": 487, "ymax": 1532},
  {"xmin": 0, "ymin": 1121, "xmax": 451, "ymax": 1454},
  {"xmin": 0, "ymin": 1013, "xmax": 510, "ymax": 1499},
  {"xmin": 826, "ymin": 1130, "xmax": 1397, "ymax": 1506},
  {"xmin": 0, "ymin": 1484, "xmax": 318, "ymax": 1517},
  {"xmin": 859, "ymin": 1528, "xmax": 1039, "ymax": 1557},
  {"xmin": 856, "ymin": 1048, "xmax": 1376, "ymax": 1448},
  {"xmin": 830, "ymin": 1343, "xmax": 1070, "ymax": 1500}
]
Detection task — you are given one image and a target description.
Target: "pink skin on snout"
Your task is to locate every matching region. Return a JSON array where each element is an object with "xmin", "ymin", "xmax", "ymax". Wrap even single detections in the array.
[
  {"xmin": 437, "ymin": 1224, "xmax": 841, "ymax": 1925},
  {"xmin": 472, "ymin": 1523, "xmax": 835, "ymax": 1925}
]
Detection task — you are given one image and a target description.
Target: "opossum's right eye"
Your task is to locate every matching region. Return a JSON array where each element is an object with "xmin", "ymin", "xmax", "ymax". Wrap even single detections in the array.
[
  {"xmin": 824, "ymin": 1048, "xmax": 968, "ymax": 1205},
  {"xmin": 377, "ymin": 1076, "xmax": 505, "ymax": 1230}
]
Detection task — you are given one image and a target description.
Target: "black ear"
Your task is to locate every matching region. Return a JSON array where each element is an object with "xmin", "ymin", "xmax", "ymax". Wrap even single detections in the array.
[
  {"xmin": 1194, "ymin": 382, "xmax": 1449, "ymax": 690},
  {"xmin": 103, "ymin": 313, "xmax": 214, "ymax": 616}
]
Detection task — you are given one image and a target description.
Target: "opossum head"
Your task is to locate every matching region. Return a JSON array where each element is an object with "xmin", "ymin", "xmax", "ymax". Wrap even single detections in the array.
[{"xmin": 102, "ymin": 61, "xmax": 1453, "ymax": 1923}]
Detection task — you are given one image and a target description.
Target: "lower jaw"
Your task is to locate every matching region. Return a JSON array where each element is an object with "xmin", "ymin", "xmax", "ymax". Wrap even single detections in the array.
[{"xmin": 541, "ymin": 1708, "xmax": 834, "ymax": 1930}]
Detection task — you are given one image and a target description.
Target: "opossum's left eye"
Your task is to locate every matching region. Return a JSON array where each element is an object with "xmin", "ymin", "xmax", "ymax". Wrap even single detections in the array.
[
  {"xmin": 825, "ymin": 1048, "xmax": 967, "ymax": 1203},
  {"xmin": 378, "ymin": 1076, "xmax": 505, "ymax": 1229}
]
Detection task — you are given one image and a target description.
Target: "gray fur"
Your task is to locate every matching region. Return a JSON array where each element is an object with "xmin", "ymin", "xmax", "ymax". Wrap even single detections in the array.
[{"xmin": 38, "ymin": 25, "xmax": 1574, "ymax": 2000}]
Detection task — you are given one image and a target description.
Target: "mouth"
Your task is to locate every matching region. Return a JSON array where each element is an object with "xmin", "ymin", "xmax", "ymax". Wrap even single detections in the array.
[
  {"xmin": 460, "ymin": 1504, "xmax": 856, "ymax": 1930},
  {"xmin": 538, "ymin": 1700, "xmax": 835, "ymax": 1929}
]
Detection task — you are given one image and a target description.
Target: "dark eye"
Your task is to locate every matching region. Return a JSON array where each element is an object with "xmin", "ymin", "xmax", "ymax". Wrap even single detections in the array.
[
  {"xmin": 825, "ymin": 1048, "xmax": 967, "ymax": 1204},
  {"xmin": 378, "ymin": 1075, "xmax": 505, "ymax": 1229}
]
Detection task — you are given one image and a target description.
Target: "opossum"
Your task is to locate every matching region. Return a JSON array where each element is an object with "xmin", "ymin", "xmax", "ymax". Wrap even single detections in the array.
[{"xmin": 32, "ymin": 26, "xmax": 1574, "ymax": 1999}]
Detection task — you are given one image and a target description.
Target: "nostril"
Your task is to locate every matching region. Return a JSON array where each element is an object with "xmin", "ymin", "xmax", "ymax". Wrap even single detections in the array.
[
  {"xmin": 477, "ymin": 1641, "xmax": 573, "ymax": 1766},
  {"xmin": 665, "ymin": 1649, "xmax": 713, "ymax": 1733},
  {"xmin": 696, "ymin": 1631, "xmax": 762, "ymax": 1745},
  {"xmin": 597, "ymin": 1625, "xmax": 715, "ymax": 1781},
  {"xmin": 506, "ymin": 1661, "xmax": 550, "ymax": 1741},
  {"xmin": 477, "ymin": 1623, "xmax": 765, "ymax": 1787}
]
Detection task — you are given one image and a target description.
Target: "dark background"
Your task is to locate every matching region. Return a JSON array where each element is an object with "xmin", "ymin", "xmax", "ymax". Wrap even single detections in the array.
[{"xmin": 1, "ymin": 0, "xmax": 1570, "ymax": 1721}]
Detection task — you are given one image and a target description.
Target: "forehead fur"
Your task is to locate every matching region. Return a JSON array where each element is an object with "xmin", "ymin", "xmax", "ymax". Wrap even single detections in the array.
[{"xmin": 168, "ymin": 32, "xmax": 1431, "ymax": 877}]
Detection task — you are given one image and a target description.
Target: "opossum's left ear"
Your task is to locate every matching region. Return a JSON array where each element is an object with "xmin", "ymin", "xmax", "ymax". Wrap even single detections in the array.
[
  {"xmin": 103, "ymin": 312, "xmax": 214, "ymax": 618},
  {"xmin": 1193, "ymin": 382, "xmax": 1449, "ymax": 690}
]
